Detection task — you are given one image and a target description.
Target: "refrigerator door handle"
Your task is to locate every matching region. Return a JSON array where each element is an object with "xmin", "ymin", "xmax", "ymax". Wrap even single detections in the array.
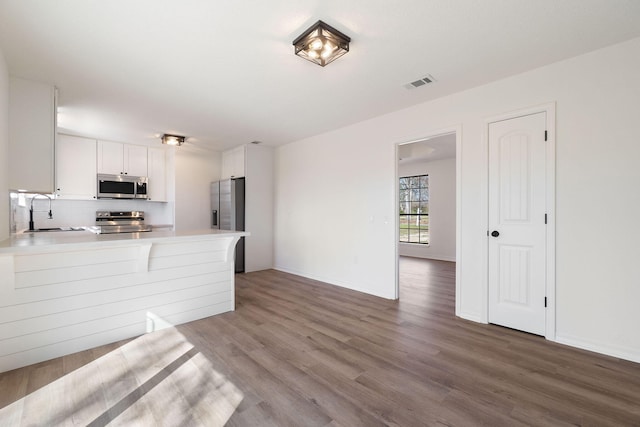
[{"xmin": 212, "ymin": 210, "xmax": 218, "ymax": 227}]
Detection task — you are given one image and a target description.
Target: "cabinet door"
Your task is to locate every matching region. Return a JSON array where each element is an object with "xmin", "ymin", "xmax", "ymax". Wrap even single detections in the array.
[
  {"xmin": 56, "ymin": 134, "xmax": 97, "ymax": 199},
  {"xmin": 221, "ymin": 150, "xmax": 233, "ymax": 179},
  {"xmin": 9, "ymin": 77, "xmax": 55, "ymax": 193},
  {"xmin": 125, "ymin": 145, "xmax": 148, "ymax": 176},
  {"xmin": 147, "ymin": 147, "xmax": 166, "ymax": 202},
  {"xmin": 232, "ymin": 146, "xmax": 245, "ymax": 178},
  {"xmin": 221, "ymin": 146, "xmax": 246, "ymax": 179},
  {"xmin": 97, "ymin": 140, "xmax": 124, "ymax": 175}
]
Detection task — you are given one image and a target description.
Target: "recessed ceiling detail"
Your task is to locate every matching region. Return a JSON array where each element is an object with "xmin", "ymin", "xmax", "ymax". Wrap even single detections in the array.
[{"xmin": 405, "ymin": 75, "xmax": 436, "ymax": 90}]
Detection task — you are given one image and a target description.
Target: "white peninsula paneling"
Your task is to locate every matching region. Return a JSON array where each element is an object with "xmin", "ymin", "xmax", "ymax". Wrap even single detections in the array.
[{"xmin": 0, "ymin": 231, "xmax": 243, "ymax": 372}]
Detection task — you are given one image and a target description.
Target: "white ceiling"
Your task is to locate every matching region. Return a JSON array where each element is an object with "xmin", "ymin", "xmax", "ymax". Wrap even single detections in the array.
[
  {"xmin": 1, "ymin": 1, "xmax": 640, "ymax": 151},
  {"xmin": 398, "ymin": 133, "xmax": 456, "ymax": 165}
]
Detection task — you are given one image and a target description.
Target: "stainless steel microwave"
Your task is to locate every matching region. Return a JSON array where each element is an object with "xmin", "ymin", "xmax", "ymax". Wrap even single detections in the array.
[{"xmin": 97, "ymin": 174, "xmax": 148, "ymax": 199}]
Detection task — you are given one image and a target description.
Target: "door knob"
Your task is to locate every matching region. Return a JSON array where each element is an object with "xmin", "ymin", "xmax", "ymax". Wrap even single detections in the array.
[{"xmin": 491, "ymin": 230, "xmax": 500, "ymax": 237}]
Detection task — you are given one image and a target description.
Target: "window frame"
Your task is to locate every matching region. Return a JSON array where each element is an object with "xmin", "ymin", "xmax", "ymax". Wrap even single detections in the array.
[{"xmin": 399, "ymin": 174, "xmax": 429, "ymax": 245}]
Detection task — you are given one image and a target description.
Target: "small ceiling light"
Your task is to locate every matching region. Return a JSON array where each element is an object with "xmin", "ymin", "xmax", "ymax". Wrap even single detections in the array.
[
  {"xmin": 293, "ymin": 20, "xmax": 350, "ymax": 67},
  {"xmin": 161, "ymin": 134, "xmax": 185, "ymax": 146}
]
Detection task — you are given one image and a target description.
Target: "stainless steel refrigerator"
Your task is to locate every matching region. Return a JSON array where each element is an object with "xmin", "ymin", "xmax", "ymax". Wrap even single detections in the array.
[{"xmin": 211, "ymin": 177, "xmax": 245, "ymax": 273}]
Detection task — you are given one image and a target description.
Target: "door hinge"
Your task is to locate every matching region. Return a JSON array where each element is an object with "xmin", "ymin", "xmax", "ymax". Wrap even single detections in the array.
[
  {"xmin": 544, "ymin": 297, "xmax": 547, "ymax": 307},
  {"xmin": 545, "ymin": 214, "xmax": 547, "ymax": 224},
  {"xmin": 544, "ymin": 130, "xmax": 548, "ymax": 141}
]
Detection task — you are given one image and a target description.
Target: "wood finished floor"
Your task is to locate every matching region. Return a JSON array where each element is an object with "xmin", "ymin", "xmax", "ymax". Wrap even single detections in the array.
[{"xmin": 1, "ymin": 257, "xmax": 640, "ymax": 426}]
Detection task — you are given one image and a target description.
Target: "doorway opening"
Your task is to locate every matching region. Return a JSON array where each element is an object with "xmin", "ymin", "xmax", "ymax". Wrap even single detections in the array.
[{"xmin": 395, "ymin": 129, "xmax": 461, "ymax": 305}]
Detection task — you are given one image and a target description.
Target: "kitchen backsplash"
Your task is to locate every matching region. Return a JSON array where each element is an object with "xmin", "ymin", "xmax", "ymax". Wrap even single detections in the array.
[{"xmin": 10, "ymin": 193, "xmax": 174, "ymax": 233}]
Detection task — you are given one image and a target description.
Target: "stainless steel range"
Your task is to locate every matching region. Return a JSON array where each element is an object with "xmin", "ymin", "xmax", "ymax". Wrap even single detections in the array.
[{"xmin": 95, "ymin": 211, "xmax": 152, "ymax": 234}]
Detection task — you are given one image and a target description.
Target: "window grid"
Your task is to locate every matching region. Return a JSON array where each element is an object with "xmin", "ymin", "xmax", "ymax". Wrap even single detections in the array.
[{"xmin": 399, "ymin": 174, "xmax": 429, "ymax": 244}]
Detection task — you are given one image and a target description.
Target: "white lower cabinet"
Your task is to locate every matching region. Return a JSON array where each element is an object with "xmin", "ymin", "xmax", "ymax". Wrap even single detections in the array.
[{"xmin": 55, "ymin": 134, "xmax": 97, "ymax": 199}]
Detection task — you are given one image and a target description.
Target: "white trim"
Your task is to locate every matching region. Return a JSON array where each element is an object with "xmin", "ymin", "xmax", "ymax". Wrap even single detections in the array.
[
  {"xmin": 394, "ymin": 125, "xmax": 462, "ymax": 306},
  {"xmin": 273, "ymin": 266, "xmax": 395, "ymax": 300},
  {"xmin": 458, "ymin": 311, "xmax": 485, "ymax": 324},
  {"xmin": 393, "ymin": 144, "xmax": 400, "ymax": 299},
  {"xmin": 545, "ymin": 103, "xmax": 557, "ymax": 341},
  {"xmin": 480, "ymin": 118, "xmax": 490, "ymax": 323},
  {"xmin": 454, "ymin": 126, "xmax": 462, "ymax": 318},
  {"xmin": 398, "ymin": 252, "xmax": 456, "ymax": 262},
  {"xmin": 483, "ymin": 102, "xmax": 557, "ymax": 340},
  {"xmin": 555, "ymin": 334, "xmax": 640, "ymax": 364}
]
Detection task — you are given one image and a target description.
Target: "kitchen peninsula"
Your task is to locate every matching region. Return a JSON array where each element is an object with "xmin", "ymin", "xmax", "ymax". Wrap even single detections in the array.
[{"xmin": 0, "ymin": 229, "xmax": 247, "ymax": 373}]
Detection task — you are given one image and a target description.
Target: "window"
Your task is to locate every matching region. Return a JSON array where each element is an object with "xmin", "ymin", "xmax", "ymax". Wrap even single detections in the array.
[{"xmin": 399, "ymin": 175, "xmax": 429, "ymax": 244}]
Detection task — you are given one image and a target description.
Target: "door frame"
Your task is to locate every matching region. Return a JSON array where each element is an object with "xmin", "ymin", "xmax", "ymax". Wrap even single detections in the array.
[
  {"xmin": 394, "ymin": 125, "xmax": 462, "ymax": 302},
  {"xmin": 481, "ymin": 103, "xmax": 556, "ymax": 340}
]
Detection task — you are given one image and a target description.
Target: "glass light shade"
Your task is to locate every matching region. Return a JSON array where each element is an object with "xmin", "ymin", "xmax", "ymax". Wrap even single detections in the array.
[
  {"xmin": 161, "ymin": 134, "xmax": 185, "ymax": 146},
  {"xmin": 293, "ymin": 20, "xmax": 350, "ymax": 67}
]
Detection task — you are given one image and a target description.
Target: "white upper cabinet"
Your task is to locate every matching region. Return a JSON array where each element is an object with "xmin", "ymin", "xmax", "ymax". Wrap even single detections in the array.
[
  {"xmin": 97, "ymin": 140, "xmax": 122, "ymax": 175},
  {"xmin": 147, "ymin": 147, "xmax": 167, "ymax": 202},
  {"xmin": 97, "ymin": 140, "xmax": 148, "ymax": 176},
  {"xmin": 55, "ymin": 134, "xmax": 97, "ymax": 200},
  {"xmin": 8, "ymin": 77, "xmax": 56, "ymax": 193},
  {"xmin": 221, "ymin": 146, "xmax": 245, "ymax": 179},
  {"xmin": 125, "ymin": 144, "xmax": 148, "ymax": 176}
]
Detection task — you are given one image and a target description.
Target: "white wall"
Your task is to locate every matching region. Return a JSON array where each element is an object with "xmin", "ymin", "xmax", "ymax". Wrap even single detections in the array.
[
  {"xmin": 275, "ymin": 37, "xmax": 640, "ymax": 362},
  {"xmin": 245, "ymin": 144, "xmax": 274, "ymax": 272},
  {"xmin": 275, "ymin": 127, "xmax": 396, "ymax": 298},
  {"xmin": 399, "ymin": 157, "xmax": 456, "ymax": 261},
  {"xmin": 174, "ymin": 145, "xmax": 221, "ymax": 231},
  {"xmin": 0, "ymin": 49, "xmax": 8, "ymax": 241}
]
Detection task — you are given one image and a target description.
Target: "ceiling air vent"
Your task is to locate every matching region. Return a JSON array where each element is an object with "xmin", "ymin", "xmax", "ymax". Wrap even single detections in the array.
[{"xmin": 405, "ymin": 74, "xmax": 436, "ymax": 90}]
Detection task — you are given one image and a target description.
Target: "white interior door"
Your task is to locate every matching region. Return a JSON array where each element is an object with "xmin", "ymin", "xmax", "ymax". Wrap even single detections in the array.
[{"xmin": 488, "ymin": 112, "xmax": 547, "ymax": 335}]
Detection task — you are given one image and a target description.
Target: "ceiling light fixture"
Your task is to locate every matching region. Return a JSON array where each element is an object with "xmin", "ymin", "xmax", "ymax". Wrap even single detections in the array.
[
  {"xmin": 161, "ymin": 134, "xmax": 185, "ymax": 146},
  {"xmin": 293, "ymin": 20, "xmax": 350, "ymax": 67}
]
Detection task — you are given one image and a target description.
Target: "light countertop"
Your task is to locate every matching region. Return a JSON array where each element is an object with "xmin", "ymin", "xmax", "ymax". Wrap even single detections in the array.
[{"xmin": 0, "ymin": 229, "xmax": 249, "ymax": 253}]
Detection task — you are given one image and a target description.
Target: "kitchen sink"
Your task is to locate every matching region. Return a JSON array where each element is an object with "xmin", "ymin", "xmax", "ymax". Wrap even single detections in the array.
[{"xmin": 27, "ymin": 227, "xmax": 85, "ymax": 232}]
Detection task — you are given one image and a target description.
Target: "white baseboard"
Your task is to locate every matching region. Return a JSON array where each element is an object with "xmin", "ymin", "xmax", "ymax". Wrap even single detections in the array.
[
  {"xmin": 400, "ymin": 254, "xmax": 456, "ymax": 262},
  {"xmin": 555, "ymin": 333, "xmax": 640, "ymax": 364},
  {"xmin": 457, "ymin": 310, "xmax": 485, "ymax": 324},
  {"xmin": 273, "ymin": 266, "xmax": 395, "ymax": 300}
]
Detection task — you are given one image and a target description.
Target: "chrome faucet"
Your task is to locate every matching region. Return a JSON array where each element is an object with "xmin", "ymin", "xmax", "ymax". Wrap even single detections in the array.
[{"xmin": 29, "ymin": 194, "xmax": 53, "ymax": 231}]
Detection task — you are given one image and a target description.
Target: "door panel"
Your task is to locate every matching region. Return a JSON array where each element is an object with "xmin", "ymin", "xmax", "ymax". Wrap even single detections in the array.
[
  {"xmin": 219, "ymin": 179, "xmax": 232, "ymax": 230},
  {"xmin": 488, "ymin": 112, "xmax": 546, "ymax": 335},
  {"xmin": 211, "ymin": 181, "xmax": 220, "ymax": 229}
]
